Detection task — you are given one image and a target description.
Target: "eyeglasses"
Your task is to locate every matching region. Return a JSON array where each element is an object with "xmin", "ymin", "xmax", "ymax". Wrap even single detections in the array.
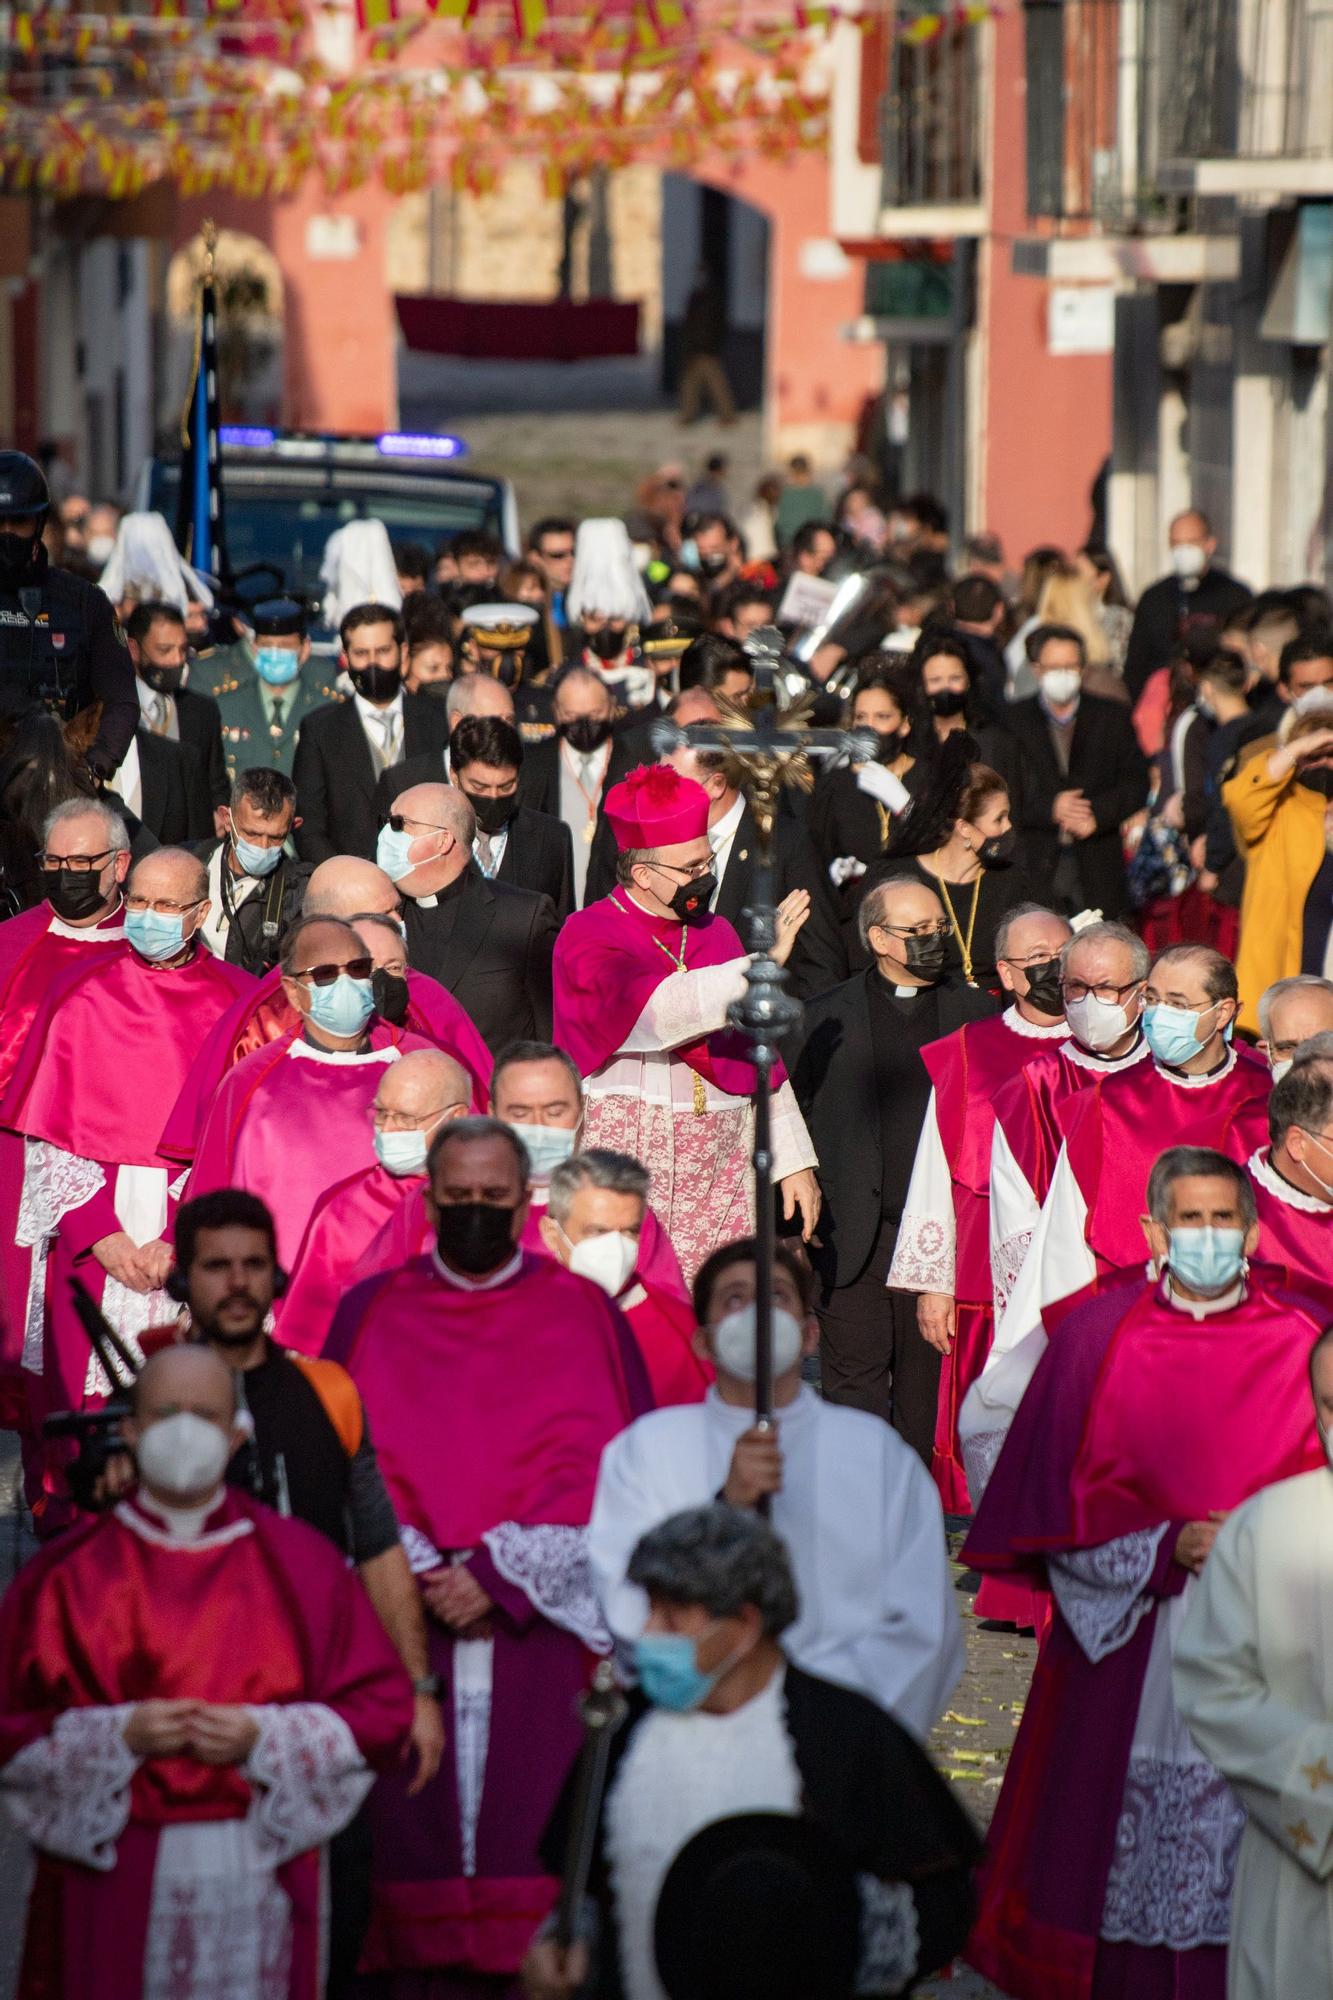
[
  {"xmin": 881, "ymin": 920, "xmax": 950, "ymax": 940},
  {"xmin": 388, "ymin": 812, "xmax": 449, "ymax": 836},
  {"xmin": 373, "ymin": 1101, "xmax": 467, "ymax": 1131},
  {"xmin": 999, "ymin": 949, "xmax": 1059, "ymax": 968},
  {"xmin": 1062, "ymin": 977, "xmax": 1143, "ymax": 1004},
  {"xmin": 292, "ymin": 956, "xmax": 374, "ymax": 987},
  {"xmin": 124, "ymin": 894, "xmax": 205, "ymax": 916},
  {"xmin": 37, "ymin": 848, "xmax": 116, "ymax": 873},
  {"xmin": 651, "ymin": 858, "xmax": 714, "ymax": 882}
]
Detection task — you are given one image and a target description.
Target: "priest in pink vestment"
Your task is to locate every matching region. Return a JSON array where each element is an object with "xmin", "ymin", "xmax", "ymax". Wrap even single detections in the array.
[
  {"xmin": 0, "ymin": 1345, "xmax": 412, "ymax": 2000},
  {"xmin": 0, "ymin": 798, "xmax": 129, "ymax": 1425},
  {"xmin": 962, "ymin": 1148, "xmax": 1324, "ymax": 2000},
  {"xmin": 0, "ymin": 849, "xmax": 252, "ymax": 1466},
  {"xmin": 1243, "ymin": 1054, "xmax": 1333, "ymax": 1305},
  {"xmin": 324, "ymin": 1116, "xmax": 653, "ymax": 1991},
  {"xmin": 187, "ymin": 916, "xmax": 435, "ymax": 1269},
  {"xmin": 888, "ymin": 903, "xmax": 1070, "ymax": 1511},
  {"xmin": 279, "ymin": 1049, "xmax": 473, "ymax": 1352},
  {"xmin": 552, "ymin": 764, "xmax": 819, "ymax": 1279}
]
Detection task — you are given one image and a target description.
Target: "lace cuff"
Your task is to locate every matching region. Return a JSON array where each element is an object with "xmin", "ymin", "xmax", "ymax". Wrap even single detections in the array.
[
  {"xmin": 854, "ymin": 1876, "xmax": 919, "ymax": 1996},
  {"xmin": 771, "ymin": 1078, "xmax": 817, "ymax": 1179},
  {"xmin": 482, "ymin": 1522, "xmax": 611, "ymax": 1653},
  {"xmin": 244, "ymin": 1702, "xmax": 372, "ymax": 1866},
  {"xmin": 1051, "ymin": 1528, "xmax": 1166, "ymax": 1663},
  {"xmin": 990, "ymin": 1228, "xmax": 1033, "ymax": 1319},
  {"xmin": 638, "ymin": 962, "xmax": 749, "ymax": 1053},
  {"xmin": 887, "ymin": 1211, "xmax": 953, "ymax": 1294},
  {"xmin": 18, "ymin": 1141, "xmax": 108, "ymax": 1373},
  {"xmin": 401, "ymin": 1523, "xmax": 447, "ymax": 1574},
  {"xmin": 1, "ymin": 1705, "xmax": 138, "ymax": 1868}
]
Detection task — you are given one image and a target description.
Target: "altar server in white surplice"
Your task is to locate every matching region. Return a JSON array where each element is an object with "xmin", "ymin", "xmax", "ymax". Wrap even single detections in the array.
[{"xmin": 587, "ymin": 1235, "xmax": 963, "ymax": 1740}]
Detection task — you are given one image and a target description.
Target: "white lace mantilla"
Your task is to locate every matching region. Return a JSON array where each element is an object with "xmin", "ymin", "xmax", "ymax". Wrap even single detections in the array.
[
  {"xmin": 1, "ymin": 1704, "xmax": 137, "ymax": 1867},
  {"xmin": 1100, "ymin": 1754, "xmax": 1243, "ymax": 1949},
  {"xmin": 482, "ymin": 1521, "xmax": 611, "ymax": 1653},
  {"xmin": 855, "ymin": 1875, "xmax": 919, "ymax": 1996},
  {"xmin": 16, "ymin": 1140, "xmax": 105, "ymax": 1372},
  {"xmin": 1050, "ymin": 1530, "xmax": 1166, "ymax": 1665},
  {"xmin": 888, "ymin": 1212, "xmax": 952, "ymax": 1293},
  {"xmin": 990, "ymin": 1228, "xmax": 1032, "ymax": 1319},
  {"xmin": 244, "ymin": 1702, "xmax": 372, "ymax": 1866},
  {"xmin": 960, "ymin": 1427, "xmax": 1008, "ymax": 1507}
]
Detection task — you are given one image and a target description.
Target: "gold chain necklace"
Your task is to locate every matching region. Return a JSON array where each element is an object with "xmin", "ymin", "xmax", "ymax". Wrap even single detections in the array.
[{"xmin": 931, "ymin": 868, "xmax": 982, "ymax": 985}]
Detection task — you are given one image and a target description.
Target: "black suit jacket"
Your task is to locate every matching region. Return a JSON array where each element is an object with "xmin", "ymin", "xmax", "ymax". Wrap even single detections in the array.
[
  {"xmin": 372, "ymin": 745, "xmax": 449, "ymax": 830},
  {"xmin": 117, "ymin": 730, "xmax": 213, "ymax": 845},
  {"xmin": 1005, "ymin": 692, "xmax": 1148, "ymax": 920},
  {"xmin": 402, "ymin": 865, "xmax": 557, "ymax": 1053},
  {"xmin": 192, "ymin": 840, "xmax": 313, "ymax": 974},
  {"xmin": 492, "ymin": 804, "xmax": 575, "ymax": 922},
  {"xmin": 176, "ymin": 686, "xmax": 229, "ymax": 811},
  {"xmin": 539, "ymin": 1664, "xmax": 979, "ymax": 2000},
  {"xmin": 793, "ymin": 970, "xmax": 997, "ymax": 1288},
  {"xmin": 514, "ymin": 733, "xmax": 638, "ymax": 819},
  {"xmin": 293, "ymin": 693, "xmax": 449, "ymax": 863}
]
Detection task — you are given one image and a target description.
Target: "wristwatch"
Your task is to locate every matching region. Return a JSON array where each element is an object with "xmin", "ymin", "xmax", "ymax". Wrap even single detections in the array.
[{"xmin": 412, "ymin": 1674, "xmax": 443, "ymax": 1699}]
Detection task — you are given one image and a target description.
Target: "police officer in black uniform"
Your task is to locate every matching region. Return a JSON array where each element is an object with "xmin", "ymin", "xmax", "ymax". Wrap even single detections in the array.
[{"xmin": 0, "ymin": 450, "xmax": 139, "ymax": 778}]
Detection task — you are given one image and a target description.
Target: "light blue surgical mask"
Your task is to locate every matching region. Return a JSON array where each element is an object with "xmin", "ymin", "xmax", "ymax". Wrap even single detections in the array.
[
  {"xmin": 634, "ymin": 1623, "xmax": 738, "ymax": 1713},
  {"xmin": 305, "ymin": 974, "xmax": 375, "ymax": 1040},
  {"xmin": 231, "ymin": 833, "xmax": 283, "ymax": 878},
  {"xmin": 374, "ymin": 1126, "xmax": 429, "ymax": 1178},
  {"xmin": 512, "ymin": 1121, "xmax": 578, "ymax": 1181},
  {"xmin": 1143, "ymin": 1000, "xmax": 1223, "ymax": 1069},
  {"xmin": 125, "ymin": 908, "xmax": 191, "ymax": 963},
  {"xmin": 254, "ymin": 645, "xmax": 300, "ymax": 687},
  {"xmin": 377, "ymin": 822, "xmax": 426, "ymax": 884},
  {"xmin": 1167, "ymin": 1226, "xmax": 1246, "ymax": 1297}
]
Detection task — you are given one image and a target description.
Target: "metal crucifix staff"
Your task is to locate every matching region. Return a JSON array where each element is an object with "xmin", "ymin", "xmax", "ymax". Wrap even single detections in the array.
[{"xmin": 653, "ymin": 627, "xmax": 875, "ymax": 1478}]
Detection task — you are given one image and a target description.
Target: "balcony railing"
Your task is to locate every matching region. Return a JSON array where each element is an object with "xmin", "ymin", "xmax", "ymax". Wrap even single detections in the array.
[
  {"xmin": 1225, "ymin": 0, "xmax": 1333, "ymax": 161},
  {"xmin": 879, "ymin": 21, "xmax": 984, "ymax": 211}
]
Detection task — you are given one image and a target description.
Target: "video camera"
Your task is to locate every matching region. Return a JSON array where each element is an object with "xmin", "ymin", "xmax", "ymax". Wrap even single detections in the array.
[{"xmin": 40, "ymin": 1276, "xmax": 141, "ymax": 1513}]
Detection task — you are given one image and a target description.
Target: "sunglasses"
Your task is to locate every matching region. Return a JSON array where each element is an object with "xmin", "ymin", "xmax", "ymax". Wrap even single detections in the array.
[
  {"xmin": 387, "ymin": 812, "xmax": 449, "ymax": 836},
  {"xmin": 292, "ymin": 956, "xmax": 374, "ymax": 987}
]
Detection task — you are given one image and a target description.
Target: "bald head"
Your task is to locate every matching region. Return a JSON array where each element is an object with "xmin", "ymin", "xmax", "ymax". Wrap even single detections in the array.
[
  {"xmin": 552, "ymin": 665, "xmax": 613, "ymax": 726},
  {"xmin": 127, "ymin": 1345, "xmax": 241, "ymax": 1505},
  {"xmin": 446, "ymin": 675, "xmax": 515, "ymax": 729},
  {"xmin": 387, "ymin": 784, "xmax": 475, "ymax": 898},
  {"xmin": 128, "ymin": 846, "xmax": 208, "ymax": 907},
  {"xmin": 375, "ymin": 1048, "xmax": 471, "ymax": 1122},
  {"xmin": 671, "ymin": 688, "xmax": 723, "ymax": 727},
  {"xmin": 306, "ymin": 855, "xmax": 401, "ymax": 919},
  {"xmin": 125, "ymin": 846, "xmax": 209, "ymax": 961}
]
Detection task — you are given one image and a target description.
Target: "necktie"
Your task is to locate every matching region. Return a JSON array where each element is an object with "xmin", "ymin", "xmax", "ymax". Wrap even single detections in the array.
[
  {"xmin": 147, "ymin": 695, "xmax": 168, "ymax": 736},
  {"xmin": 475, "ymin": 830, "xmax": 496, "ymax": 877},
  {"xmin": 269, "ymin": 696, "xmax": 285, "ymax": 739}
]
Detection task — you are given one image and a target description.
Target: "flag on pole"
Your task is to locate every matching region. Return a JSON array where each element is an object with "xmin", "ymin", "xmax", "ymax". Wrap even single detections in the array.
[{"xmin": 175, "ymin": 222, "xmax": 228, "ymax": 585}]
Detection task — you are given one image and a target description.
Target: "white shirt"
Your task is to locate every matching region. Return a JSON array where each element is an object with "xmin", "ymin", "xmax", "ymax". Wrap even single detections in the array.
[
  {"xmin": 589, "ymin": 1386, "xmax": 963, "ymax": 1738},
  {"xmin": 112, "ymin": 735, "xmax": 143, "ymax": 818},
  {"xmin": 354, "ymin": 690, "xmax": 404, "ymax": 767},
  {"xmin": 559, "ymin": 740, "xmax": 613, "ymax": 903},
  {"xmin": 706, "ymin": 793, "xmax": 746, "ymax": 909},
  {"xmin": 136, "ymin": 677, "xmax": 179, "ymax": 740},
  {"xmin": 200, "ymin": 843, "xmax": 260, "ymax": 959}
]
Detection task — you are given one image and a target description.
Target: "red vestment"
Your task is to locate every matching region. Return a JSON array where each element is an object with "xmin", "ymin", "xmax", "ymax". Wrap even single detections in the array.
[
  {"xmin": 0, "ymin": 1488, "xmax": 412, "ymax": 2000},
  {"xmin": 280, "ymin": 1161, "xmax": 419, "ymax": 1355},
  {"xmin": 1245, "ymin": 1147, "xmax": 1333, "ymax": 1309}
]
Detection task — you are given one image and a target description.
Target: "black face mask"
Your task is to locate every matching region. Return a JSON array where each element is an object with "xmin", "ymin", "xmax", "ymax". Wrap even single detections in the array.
[
  {"xmin": 0, "ymin": 529, "xmax": 40, "ymax": 588},
  {"xmin": 349, "ymin": 664, "xmax": 403, "ymax": 704},
  {"xmin": 979, "ymin": 828, "xmax": 1017, "ymax": 869},
  {"xmin": 698, "ymin": 551, "xmax": 729, "ymax": 577},
  {"xmin": 902, "ymin": 932, "xmax": 948, "ymax": 981},
  {"xmin": 372, "ymin": 966, "xmax": 410, "ymax": 1025},
  {"xmin": 420, "ymin": 678, "xmax": 451, "ymax": 700},
  {"xmin": 1302, "ymin": 766, "xmax": 1333, "ymax": 800},
  {"xmin": 587, "ymin": 626, "xmax": 627, "ymax": 661},
  {"xmin": 560, "ymin": 715, "xmax": 613, "ymax": 755},
  {"xmin": 872, "ymin": 728, "xmax": 905, "ymax": 763},
  {"xmin": 45, "ymin": 867, "xmax": 107, "ymax": 923},
  {"xmin": 139, "ymin": 662, "xmax": 187, "ymax": 695},
  {"xmin": 434, "ymin": 1201, "xmax": 517, "ymax": 1276},
  {"xmin": 927, "ymin": 688, "xmax": 968, "ymax": 719},
  {"xmin": 666, "ymin": 873, "xmax": 716, "ymax": 925},
  {"xmin": 470, "ymin": 792, "xmax": 520, "ymax": 836},
  {"xmin": 1021, "ymin": 956, "xmax": 1065, "ymax": 1016}
]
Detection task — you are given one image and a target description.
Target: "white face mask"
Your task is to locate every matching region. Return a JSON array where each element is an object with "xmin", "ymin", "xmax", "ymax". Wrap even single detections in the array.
[
  {"xmin": 1171, "ymin": 542, "xmax": 1207, "ymax": 581},
  {"xmin": 86, "ymin": 533, "xmax": 116, "ymax": 567},
  {"xmin": 1065, "ymin": 990, "xmax": 1136, "ymax": 1053},
  {"xmin": 567, "ymin": 1229, "xmax": 638, "ymax": 1297},
  {"xmin": 1040, "ymin": 667, "xmax": 1082, "ymax": 708},
  {"xmin": 135, "ymin": 1411, "xmax": 233, "ymax": 1497},
  {"xmin": 1270, "ymin": 1056, "xmax": 1293, "ymax": 1085},
  {"xmin": 711, "ymin": 1304, "xmax": 804, "ymax": 1383}
]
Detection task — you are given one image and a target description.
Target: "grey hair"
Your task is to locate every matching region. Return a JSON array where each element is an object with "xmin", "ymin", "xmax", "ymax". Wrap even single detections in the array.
[
  {"xmin": 42, "ymin": 796, "xmax": 129, "ymax": 854},
  {"xmin": 1146, "ymin": 1145, "xmax": 1256, "ymax": 1230},
  {"xmin": 445, "ymin": 676, "xmax": 513, "ymax": 723},
  {"xmin": 993, "ymin": 901, "xmax": 1070, "ymax": 964},
  {"xmin": 1257, "ymin": 975, "xmax": 1333, "ymax": 1042},
  {"xmin": 615, "ymin": 845, "xmax": 661, "ymax": 888},
  {"xmin": 1269, "ymin": 1061, "xmax": 1333, "ymax": 1150},
  {"xmin": 1061, "ymin": 919, "xmax": 1150, "ymax": 981},
  {"xmin": 856, "ymin": 872, "xmax": 939, "ymax": 952},
  {"xmin": 546, "ymin": 1149, "xmax": 649, "ymax": 1227},
  {"xmin": 1294, "ymin": 1031, "xmax": 1333, "ymax": 1066},
  {"xmin": 627, "ymin": 1504, "xmax": 799, "ymax": 1638},
  {"xmin": 427, "ymin": 1113, "xmax": 530, "ymax": 1184}
]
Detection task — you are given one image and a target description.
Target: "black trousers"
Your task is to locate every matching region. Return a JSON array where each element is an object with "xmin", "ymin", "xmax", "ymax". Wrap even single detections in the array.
[
  {"xmin": 327, "ymin": 1804, "xmax": 373, "ymax": 1997},
  {"xmin": 816, "ymin": 1216, "xmax": 941, "ymax": 1468}
]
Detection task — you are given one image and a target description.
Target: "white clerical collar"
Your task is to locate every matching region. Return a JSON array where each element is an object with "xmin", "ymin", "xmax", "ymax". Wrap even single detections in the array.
[
  {"xmin": 1063, "ymin": 1034, "xmax": 1148, "ymax": 1074},
  {"xmin": 1249, "ymin": 1146, "xmax": 1333, "ymax": 1215},
  {"xmin": 47, "ymin": 909, "xmax": 125, "ymax": 942},
  {"xmin": 709, "ymin": 793, "xmax": 745, "ymax": 849},
  {"xmin": 1152, "ymin": 1045, "xmax": 1237, "ymax": 1090},
  {"xmin": 118, "ymin": 1492, "xmax": 254, "ymax": 1550},
  {"xmin": 706, "ymin": 1383, "xmax": 815, "ymax": 1430},
  {"xmin": 289, "ymin": 1039, "xmax": 399, "ymax": 1068},
  {"xmin": 1002, "ymin": 1005, "xmax": 1068, "ymax": 1041},
  {"xmin": 893, "ymin": 984, "xmax": 920, "ymax": 998},
  {"xmin": 1162, "ymin": 1274, "xmax": 1245, "ymax": 1320},
  {"xmin": 431, "ymin": 1245, "xmax": 524, "ymax": 1291}
]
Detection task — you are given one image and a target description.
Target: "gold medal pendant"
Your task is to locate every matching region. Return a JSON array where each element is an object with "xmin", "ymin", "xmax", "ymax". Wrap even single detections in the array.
[
  {"xmin": 693, "ymin": 1071, "xmax": 706, "ymax": 1118},
  {"xmin": 582, "ymin": 818, "xmax": 595, "ymax": 845}
]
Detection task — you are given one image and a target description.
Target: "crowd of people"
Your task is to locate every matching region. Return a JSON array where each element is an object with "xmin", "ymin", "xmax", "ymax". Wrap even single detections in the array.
[{"xmin": 0, "ymin": 437, "xmax": 1332, "ymax": 2000}]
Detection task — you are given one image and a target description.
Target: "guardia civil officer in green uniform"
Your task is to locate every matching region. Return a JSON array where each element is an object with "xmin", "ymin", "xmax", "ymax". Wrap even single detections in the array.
[{"xmin": 206, "ymin": 597, "xmax": 340, "ymax": 786}]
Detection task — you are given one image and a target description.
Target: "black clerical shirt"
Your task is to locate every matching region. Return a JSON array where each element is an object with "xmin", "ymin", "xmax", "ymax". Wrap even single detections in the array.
[{"xmin": 867, "ymin": 973, "xmax": 943, "ymax": 1220}]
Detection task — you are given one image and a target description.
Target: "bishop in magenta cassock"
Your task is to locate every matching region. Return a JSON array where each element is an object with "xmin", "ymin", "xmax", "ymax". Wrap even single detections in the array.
[
  {"xmin": 0, "ymin": 1345, "xmax": 412, "ymax": 2000},
  {"xmin": 1240, "ymin": 1052, "xmax": 1333, "ymax": 1304},
  {"xmin": 279, "ymin": 1048, "xmax": 473, "ymax": 1352},
  {"xmin": 0, "ymin": 799, "xmax": 129, "ymax": 1427},
  {"xmin": 552, "ymin": 765, "xmax": 818, "ymax": 1280},
  {"xmin": 962, "ymin": 1149, "xmax": 1326, "ymax": 2000},
  {"xmin": 186, "ymin": 917, "xmax": 434, "ymax": 1270},
  {"xmin": 0, "ymin": 849, "xmax": 252, "ymax": 1450},
  {"xmin": 965, "ymin": 945, "xmax": 1269, "ymax": 1495},
  {"xmin": 324, "ymin": 1117, "xmax": 652, "ymax": 1990},
  {"xmin": 887, "ymin": 903, "xmax": 1070, "ymax": 1511}
]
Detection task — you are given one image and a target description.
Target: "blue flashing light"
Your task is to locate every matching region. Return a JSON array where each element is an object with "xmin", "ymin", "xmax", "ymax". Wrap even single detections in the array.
[
  {"xmin": 376, "ymin": 431, "xmax": 467, "ymax": 461},
  {"xmin": 220, "ymin": 426, "xmax": 277, "ymax": 449}
]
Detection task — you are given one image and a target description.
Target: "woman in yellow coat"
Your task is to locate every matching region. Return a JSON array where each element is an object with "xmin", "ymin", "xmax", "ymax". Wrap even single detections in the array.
[{"xmin": 1225, "ymin": 716, "xmax": 1333, "ymax": 1031}]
